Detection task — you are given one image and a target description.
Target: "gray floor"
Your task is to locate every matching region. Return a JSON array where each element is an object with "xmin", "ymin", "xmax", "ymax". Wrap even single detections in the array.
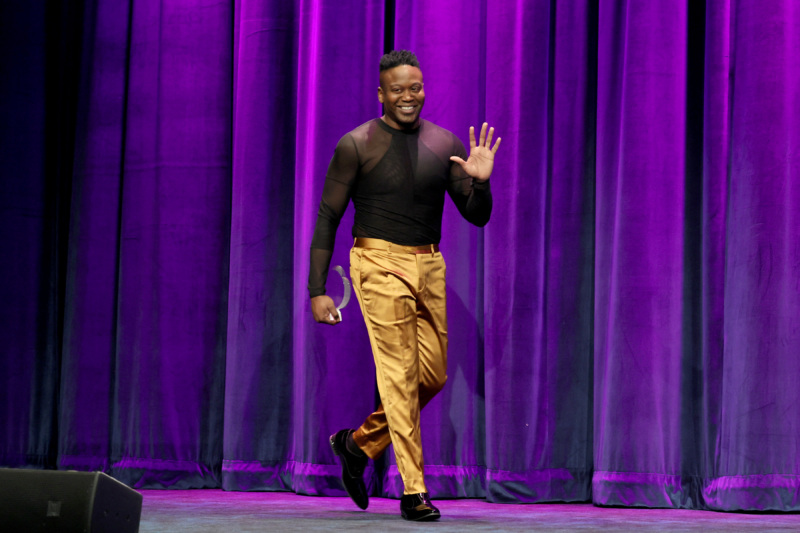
[{"xmin": 138, "ymin": 490, "xmax": 800, "ymax": 532}]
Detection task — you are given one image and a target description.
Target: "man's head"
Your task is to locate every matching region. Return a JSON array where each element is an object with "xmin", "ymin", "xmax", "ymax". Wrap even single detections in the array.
[{"xmin": 378, "ymin": 50, "xmax": 425, "ymax": 130}]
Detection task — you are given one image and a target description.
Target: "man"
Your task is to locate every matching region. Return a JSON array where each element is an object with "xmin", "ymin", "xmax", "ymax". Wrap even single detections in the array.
[{"xmin": 308, "ymin": 50, "xmax": 500, "ymax": 521}]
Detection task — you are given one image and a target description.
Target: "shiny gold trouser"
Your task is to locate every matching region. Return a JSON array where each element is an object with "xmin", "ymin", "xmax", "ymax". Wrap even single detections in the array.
[{"xmin": 349, "ymin": 238, "xmax": 448, "ymax": 495}]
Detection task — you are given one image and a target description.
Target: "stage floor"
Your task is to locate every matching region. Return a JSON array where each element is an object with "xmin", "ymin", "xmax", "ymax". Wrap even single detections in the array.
[{"xmin": 137, "ymin": 490, "xmax": 800, "ymax": 532}]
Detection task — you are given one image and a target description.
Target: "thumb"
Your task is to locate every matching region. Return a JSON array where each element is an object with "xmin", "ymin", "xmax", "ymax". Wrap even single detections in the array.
[{"xmin": 327, "ymin": 303, "xmax": 341, "ymax": 322}]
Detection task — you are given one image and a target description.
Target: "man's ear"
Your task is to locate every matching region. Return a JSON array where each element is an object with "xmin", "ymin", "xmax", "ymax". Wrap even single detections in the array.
[{"xmin": 377, "ymin": 86, "xmax": 385, "ymax": 104}]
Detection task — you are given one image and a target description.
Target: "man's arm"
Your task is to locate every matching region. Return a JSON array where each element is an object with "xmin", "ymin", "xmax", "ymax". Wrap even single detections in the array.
[
  {"xmin": 447, "ymin": 122, "xmax": 501, "ymax": 226},
  {"xmin": 308, "ymin": 134, "xmax": 359, "ymax": 325}
]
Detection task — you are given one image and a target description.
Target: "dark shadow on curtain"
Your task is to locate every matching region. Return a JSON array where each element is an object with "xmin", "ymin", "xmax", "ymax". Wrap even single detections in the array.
[{"xmin": 0, "ymin": 0, "xmax": 84, "ymax": 471}]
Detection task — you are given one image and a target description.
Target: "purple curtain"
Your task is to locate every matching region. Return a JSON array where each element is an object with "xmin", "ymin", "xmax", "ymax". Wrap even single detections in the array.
[
  {"xmin": 593, "ymin": 0, "xmax": 695, "ymax": 506},
  {"xmin": 717, "ymin": 0, "xmax": 800, "ymax": 510},
  {"xmin": 482, "ymin": 0, "xmax": 598, "ymax": 504},
  {"xmin": 1, "ymin": 0, "xmax": 799, "ymax": 512},
  {"xmin": 223, "ymin": 0, "xmax": 383, "ymax": 493}
]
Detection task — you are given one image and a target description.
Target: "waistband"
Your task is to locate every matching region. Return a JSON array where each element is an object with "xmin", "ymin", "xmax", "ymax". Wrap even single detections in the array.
[{"xmin": 354, "ymin": 237, "xmax": 439, "ymax": 254}]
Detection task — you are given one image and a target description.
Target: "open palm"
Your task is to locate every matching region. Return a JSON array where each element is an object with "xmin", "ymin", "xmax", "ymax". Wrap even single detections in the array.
[{"xmin": 450, "ymin": 122, "xmax": 502, "ymax": 181}]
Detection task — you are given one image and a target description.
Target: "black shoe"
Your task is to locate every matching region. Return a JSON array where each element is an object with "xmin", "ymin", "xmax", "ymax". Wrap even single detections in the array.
[
  {"xmin": 400, "ymin": 492, "xmax": 441, "ymax": 521},
  {"xmin": 329, "ymin": 429, "xmax": 369, "ymax": 510}
]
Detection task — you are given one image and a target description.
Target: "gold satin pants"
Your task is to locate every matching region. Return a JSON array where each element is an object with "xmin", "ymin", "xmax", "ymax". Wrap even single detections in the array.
[{"xmin": 349, "ymin": 238, "xmax": 448, "ymax": 495}]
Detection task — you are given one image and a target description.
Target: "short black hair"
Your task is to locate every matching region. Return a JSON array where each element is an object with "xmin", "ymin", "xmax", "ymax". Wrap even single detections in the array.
[{"xmin": 379, "ymin": 50, "xmax": 420, "ymax": 72}]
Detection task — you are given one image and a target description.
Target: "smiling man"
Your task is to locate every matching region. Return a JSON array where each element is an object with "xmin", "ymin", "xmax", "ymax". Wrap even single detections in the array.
[{"xmin": 308, "ymin": 50, "xmax": 501, "ymax": 521}]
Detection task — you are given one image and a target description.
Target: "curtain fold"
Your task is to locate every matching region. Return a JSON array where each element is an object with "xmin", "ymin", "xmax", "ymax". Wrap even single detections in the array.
[
  {"xmin": 288, "ymin": 0, "xmax": 384, "ymax": 497},
  {"xmin": 593, "ymin": 0, "xmax": 691, "ymax": 507},
  {"xmin": 222, "ymin": 0, "xmax": 300, "ymax": 492},
  {"xmin": 698, "ymin": 0, "xmax": 729, "ymax": 511},
  {"xmin": 221, "ymin": 0, "xmax": 384, "ymax": 495},
  {"xmin": 116, "ymin": 0, "xmax": 232, "ymax": 488},
  {"xmin": 482, "ymin": 0, "xmax": 596, "ymax": 503},
  {"xmin": 391, "ymin": 0, "xmax": 490, "ymax": 499},
  {"xmin": 1, "ymin": 0, "xmax": 799, "ymax": 512},
  {"xmin": 713, "ymin": 0, "xmax": 800, "ymax": 511},
  {"xmin": 59, "ymin": 0, "xmax": 129, "ymax": 474}
]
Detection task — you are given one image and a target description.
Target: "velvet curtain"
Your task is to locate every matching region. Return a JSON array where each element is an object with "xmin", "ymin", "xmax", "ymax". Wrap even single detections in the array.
[{"xmin": 1, "ymin": 0, "xmax": 798, "ymax": 512}]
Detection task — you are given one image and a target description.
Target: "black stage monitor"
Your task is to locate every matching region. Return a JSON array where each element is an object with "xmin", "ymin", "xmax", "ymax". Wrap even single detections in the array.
[{"xmin": 0, "ymin": 468, "xmax": 142, "ymax": 533}]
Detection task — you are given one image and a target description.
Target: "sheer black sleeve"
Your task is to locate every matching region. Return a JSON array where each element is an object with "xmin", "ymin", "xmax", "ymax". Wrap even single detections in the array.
[
  {"xmin": 308, "ymin": 134, "xmax": 359, "ymax": 298},
  {"xmin": 447, "ymin": 137, "xmax": 493, "ymax": 227}
]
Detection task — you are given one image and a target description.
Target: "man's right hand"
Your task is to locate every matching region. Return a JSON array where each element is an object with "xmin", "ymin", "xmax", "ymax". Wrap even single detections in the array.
[{"xmin": 311, "ymin": 295, "xmax": 341, "ymax": 325}]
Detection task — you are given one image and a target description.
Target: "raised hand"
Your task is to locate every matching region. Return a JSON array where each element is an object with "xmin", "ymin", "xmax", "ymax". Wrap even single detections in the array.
[{"xmin": 449, "ymin": 122, "xmax": 501, "ymax": 181}]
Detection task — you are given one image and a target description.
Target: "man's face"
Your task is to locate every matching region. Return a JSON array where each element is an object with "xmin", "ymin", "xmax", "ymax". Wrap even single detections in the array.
[{"xmin": 378, "ymin": 65, "xmax": 425, "ymax": 130}]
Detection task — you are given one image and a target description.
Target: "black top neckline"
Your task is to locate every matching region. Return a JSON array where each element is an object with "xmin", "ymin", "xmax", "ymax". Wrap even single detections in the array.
[{"xmin": 377, "ymin": 117, "xmax": 423, "ymax": 135}]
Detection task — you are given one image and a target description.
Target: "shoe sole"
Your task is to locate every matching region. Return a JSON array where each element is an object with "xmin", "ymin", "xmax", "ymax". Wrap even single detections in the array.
[
  {"xmin": 330, "ymin": 433, "xmax": 369, "ymax": 510},
  {"xmin": 402, "ymin": 510, "xmax": 441, "ymax": 521}
]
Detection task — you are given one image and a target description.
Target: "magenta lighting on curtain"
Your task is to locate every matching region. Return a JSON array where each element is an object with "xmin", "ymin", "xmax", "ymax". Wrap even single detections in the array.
[{"xmin": 1, "ymin": 0, "xmax": 798, "ymax": 513}]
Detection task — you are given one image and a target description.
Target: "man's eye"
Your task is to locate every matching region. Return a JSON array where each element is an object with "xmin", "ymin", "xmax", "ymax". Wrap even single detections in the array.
[{"xmin": 392, "ymin": 88, "xmax": 402, "ymax": 93}]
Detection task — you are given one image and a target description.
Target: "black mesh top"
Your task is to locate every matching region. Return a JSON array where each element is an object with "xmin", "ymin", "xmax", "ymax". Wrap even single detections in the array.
[{"xmin": 308, "ymin": 118, "xmax": 493, "ymax": 297}]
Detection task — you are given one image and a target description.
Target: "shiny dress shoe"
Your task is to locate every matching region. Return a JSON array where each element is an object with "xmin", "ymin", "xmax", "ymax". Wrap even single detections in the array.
[
  {"xmin": 400, "ymin": 492, "xmax": 441, "ymax": 521},
  {"xmin": 329, "ymin": 429, "xmax": 369, "ymax": 509}
]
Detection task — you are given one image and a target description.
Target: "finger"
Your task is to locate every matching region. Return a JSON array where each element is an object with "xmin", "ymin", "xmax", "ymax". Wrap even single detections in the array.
[
  {"xmin": 468, "ymin": 126, "xmax": 476, "ymax": 151},
  {"xmin": 479, "ymin": 122, "xmax": 488, "ymax": 147},
  {"xmin": 485, "ymin": 126, "xmax": 494, "ymax": 148},
  {"xmin": 450, "ymin": 155, "xmax": 467, "ymax": 167},
  {"xmin": 491, "ymin": 137, "xmax": 502, "ymax": 154}
]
